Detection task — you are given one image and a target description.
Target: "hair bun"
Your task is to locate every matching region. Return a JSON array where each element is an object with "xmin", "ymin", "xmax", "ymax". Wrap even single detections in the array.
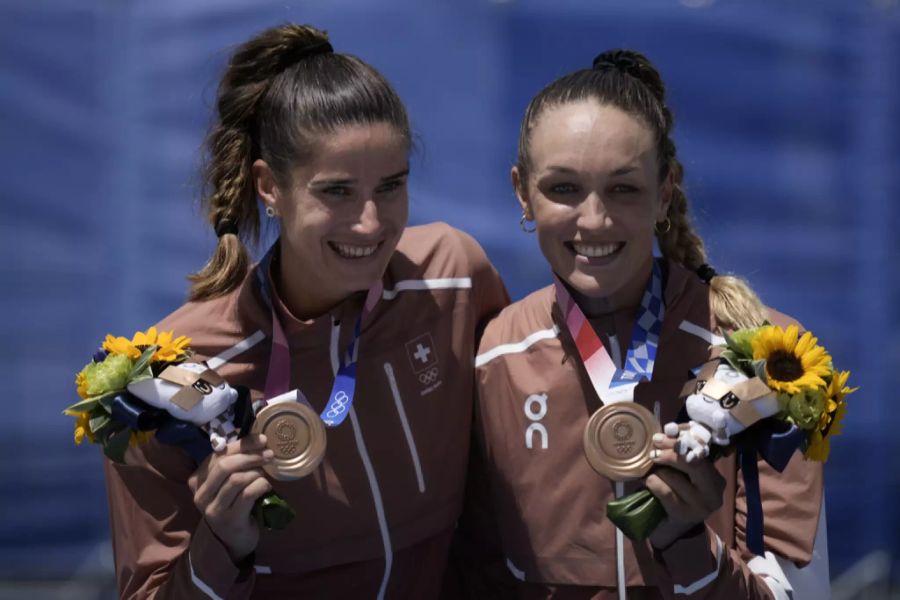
[
  {"xmin": 278, "ymin": 39, "xmax": 334, "ymax": 71},
  {"xmin": 592, "ymin": 50, "xmax": 640, "ymax": 76},
  {"xmin": 592, "ymin": 49, "xmax": 665, "ymax": 104}
]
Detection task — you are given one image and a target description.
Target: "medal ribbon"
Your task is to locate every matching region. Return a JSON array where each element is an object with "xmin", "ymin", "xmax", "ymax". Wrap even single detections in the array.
[
  {"xmin": 554, "ymin": 259, "xmax": 665, "ymax": 404},
  {"xmin": 256, "ymin": 243, "xmax": 382, "ymax": 427}
]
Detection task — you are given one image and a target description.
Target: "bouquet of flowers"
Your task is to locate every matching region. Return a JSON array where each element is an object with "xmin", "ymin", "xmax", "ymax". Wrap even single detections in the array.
[
  {"xmin": 64, "ymin": 327, "xmax": 295, "ymax": 529},
  {"xmin": 607, "ymin": 324, "xmax": 856, "ymax": 552}
]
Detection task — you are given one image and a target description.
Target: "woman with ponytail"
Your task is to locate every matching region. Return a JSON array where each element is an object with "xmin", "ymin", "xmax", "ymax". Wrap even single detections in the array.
[
  {"xmin": 448, "ymin": 51, "xmax": 826, "ymax": 599},
  {"xmin": 104, "ymin": 23, "xmax": 508, "ymax": 599}
]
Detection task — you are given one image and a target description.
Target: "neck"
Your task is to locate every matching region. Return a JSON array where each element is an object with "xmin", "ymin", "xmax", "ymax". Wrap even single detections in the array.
[
  {"xmin": 274, "ymin": 247, "xmax": 349, "ymax": 321},
  {"xmin": 570, "ymin": 258, "xmax": 654, "ymax": 319}
]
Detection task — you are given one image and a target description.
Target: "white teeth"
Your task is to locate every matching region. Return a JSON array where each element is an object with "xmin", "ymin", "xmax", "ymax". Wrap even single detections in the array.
[
  {"xmin": 572, "ymin": 243, "xmax": 622, "ymax": 258},
  {"xmin": 332, "ymin": 242, "xmax": 378, "ymax": 258}
]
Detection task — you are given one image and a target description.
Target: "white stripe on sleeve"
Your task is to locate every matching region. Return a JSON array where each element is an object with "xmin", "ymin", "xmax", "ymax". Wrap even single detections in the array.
[
  {"xmin": 678, "ymin": 320, "xmax": 726, "ymax": 347},
  {"xmin": 673, "ymin": 534, "xmax": 724, "ymax": 595},
  {"xmin": 748, "ymin": 552, "xmax": 794, "ymax": 600},
  {"xmin": 505, "ymin": 558, "xmax": 525, "ymax": 581},
  {"xmin": 188, "ymin": 552, "xmax": 224, "ymax": 600},
  {"xmin": 206, "ymin": 330, "xmax": 266, "ymax": 370}
]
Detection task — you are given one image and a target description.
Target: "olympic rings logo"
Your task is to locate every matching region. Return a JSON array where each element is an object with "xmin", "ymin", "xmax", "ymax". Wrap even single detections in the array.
[
  {"xmin": 325, "ymin": 390, "xmax": 351, "ymax": 419},
  {"xmin": 418, "ymin": 367, "xmax": 439, "ymax": 385}
]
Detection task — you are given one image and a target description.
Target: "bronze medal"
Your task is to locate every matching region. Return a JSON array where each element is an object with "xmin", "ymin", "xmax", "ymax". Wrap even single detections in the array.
[
  {"xmin": 583, "ymin": 402, "xmax": 660, "ymax": 481},
  {"xmin": 251, "ymin": 401, "xmax": 326, "ymax": 481}
]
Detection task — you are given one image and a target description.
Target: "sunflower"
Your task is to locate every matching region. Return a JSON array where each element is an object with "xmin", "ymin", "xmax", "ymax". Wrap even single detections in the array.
[
  {"xmin": 751, "ymin": 325, "xmax": 832, "ymax": 395},
  {"xmin": 131, "ymin": 327, "xmax": 160, "ymax": 348},
  {"xmin": 73, "ymin": 412, "xmax": 95, "ymax": 445},
  {"xmin": 152, "ymin": 330, "xmax": 191, "ymax": 363},
  {"xmin": 827, "ymin": 370, "xmax": 857, "ymax": 407},
  {"xmin": 805, "ymin": 399, "xmax": 847, "ymax": 462},
  {"xmin": 75, "ymin": 372, "xmax": 89, "ymax": 400},
  {"xmin": 103, "ymin": 334, "xmax": 141, "ymax": 360},
  {"xmin": 804, "ymin": 370, "xmax": 856, "ymax": 461},
  {"xmin": 127, "ymin": 327, "xmax": 191, "ymax": 363}
]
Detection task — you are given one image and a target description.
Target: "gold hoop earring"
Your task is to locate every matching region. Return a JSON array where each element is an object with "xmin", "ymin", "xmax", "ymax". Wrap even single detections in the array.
[
  {"xmin": 654, "ymin": 217, "xmax": 671, "ymax": 235},
  {"xmin": 520, "ymin": 213, "xmax": 536, "ymax": 233}
]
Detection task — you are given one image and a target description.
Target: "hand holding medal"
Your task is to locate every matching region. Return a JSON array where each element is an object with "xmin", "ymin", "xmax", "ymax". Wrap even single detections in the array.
[
  {"xmin": 604, "ymin": 323, "xmax": 857, "ymax": 553},
  {"xmin": 559, "ymin": 262, "xmax": 856, "ymax": 550},
  {"xmin": 64, "ymin": 327, "xmax": 296, "ymax": 530}
]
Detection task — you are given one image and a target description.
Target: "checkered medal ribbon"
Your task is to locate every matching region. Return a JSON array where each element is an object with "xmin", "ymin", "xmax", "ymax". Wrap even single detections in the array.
[
  {"xmin": 555, "ymin": 259, "xmax": 665, "ymax": 402},
  {"xmin": 610, "ymin": 260, "xmax": 664, "ymax": 389}
]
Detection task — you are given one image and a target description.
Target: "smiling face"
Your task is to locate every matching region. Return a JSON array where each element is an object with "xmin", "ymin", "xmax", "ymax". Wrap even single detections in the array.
[
  {"xmin": 255, "ymin": 122, "xmax": 410, "ymax": 318},
  {"xmin": 514, "ymin": 100, "xmax": 670, "ymax": 310}
]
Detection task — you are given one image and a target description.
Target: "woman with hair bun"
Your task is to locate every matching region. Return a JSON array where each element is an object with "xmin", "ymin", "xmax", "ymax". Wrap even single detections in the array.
[
  {"xmin": 449, "ymin": 50, "xmax": 827, "ymax": 599},
  {"xmin": 104, "ymin": 23, "xmax": 508, "ymax": 599}
]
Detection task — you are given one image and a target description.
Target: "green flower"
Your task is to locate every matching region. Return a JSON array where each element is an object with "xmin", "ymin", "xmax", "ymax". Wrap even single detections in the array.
[
  {"xmin": 780, "ymin": 388, "xmax": 827, "ymax": 430},
  {"xmin": 728, "ymin": 326, "xmax": 764, "ymax": 358},
  {"xmin": 79, "ymin": 353, "xmax": 133, "ymax": 398}
]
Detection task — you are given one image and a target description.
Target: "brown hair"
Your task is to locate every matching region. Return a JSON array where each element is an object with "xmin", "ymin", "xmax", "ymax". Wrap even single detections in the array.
[
  {"xmin": 516, "ymin": 49, "xmax": 766, "ymax": 330},
  {"xmin": 188, "ymin": 23, "xmax": 410, "ymax": 301}
]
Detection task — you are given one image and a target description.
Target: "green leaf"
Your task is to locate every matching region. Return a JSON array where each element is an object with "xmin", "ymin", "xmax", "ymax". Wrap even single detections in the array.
[
  {"xmin": 129, "ymin": 345, "xmax": 158, "ymax": 380},
  {"xmin": 95, "ymin": 391, "xmax": 120, "ymax": 412},
  {"xmin": 719, "ymin": 350, "xmax": 742, "ymax": 374},
  {"xmin": 103, "ymin": 428, "xmax": 132, "ymax": 464},
  {"xmin": 129, "ymin": 370, "xmax": 153, "ymax": 385},
  {"xmin": 89, "ymin": 413, "xmax": 111, "ymax": 434},
  {"xmin": 726, "ymin": 328, "xmax": 760, "ymax": 358},
  {"xmin": 722, "ymin": 331, "xmax": 742, "ymax": 354},
  {"xmin": 93, "ymin": 420, "xmax": 119, "ymax": 445},
  {"xmin": 752, "ymin": 359, "xmax": 768, "ymax": 383},
  {"xmin": 63, "ymin": 397, "xmax": 100, "ymax": 415}
]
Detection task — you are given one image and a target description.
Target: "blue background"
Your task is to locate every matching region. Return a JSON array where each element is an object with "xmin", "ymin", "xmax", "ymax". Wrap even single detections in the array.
[{"xmin": 1, "ymin": 0, "xmax": 898, "ymax": 592}]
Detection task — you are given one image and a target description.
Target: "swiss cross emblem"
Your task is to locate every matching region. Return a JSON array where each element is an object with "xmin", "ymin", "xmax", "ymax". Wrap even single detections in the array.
[{"xmin": 405, "ymin": 333, "xmax": 438, "ymax": 374}]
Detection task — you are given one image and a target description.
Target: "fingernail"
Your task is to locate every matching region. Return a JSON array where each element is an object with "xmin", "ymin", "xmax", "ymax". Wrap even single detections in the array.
[
  {"xmin": 263, "ymin": 449, "xmax": 274, "ymax": 460},
  {"xmin": 258, "ymin": 435, "xmax": 267, "ymax": 445},
  {"xmin": 652, "ymin": 433, "xmax": 665, "ymax": 443}
]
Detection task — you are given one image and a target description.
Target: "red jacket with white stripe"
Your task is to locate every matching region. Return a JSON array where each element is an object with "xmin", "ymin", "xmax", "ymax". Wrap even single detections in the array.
[
  {"xmin": 104, "ymin": 222, "xmax": 509, "ymax": 599},
  {"xmin": 447, "ymin": 260, "xmax": 826, "ymax": 600}
]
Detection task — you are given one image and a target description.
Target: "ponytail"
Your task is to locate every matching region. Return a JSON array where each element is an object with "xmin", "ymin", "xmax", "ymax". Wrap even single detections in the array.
[
  {"xmin": 517, "ymin": 49, "xmax": 768, "ymax": 330},
  {"xmin": 188, "ymin": 23, "xmax": 409, "ymax": 301}
]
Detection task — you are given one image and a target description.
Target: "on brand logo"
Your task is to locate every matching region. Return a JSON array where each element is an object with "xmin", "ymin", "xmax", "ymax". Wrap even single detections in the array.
[{"xmin": 524, "ymin": 393, "xmax": 549, "ymax": 450}]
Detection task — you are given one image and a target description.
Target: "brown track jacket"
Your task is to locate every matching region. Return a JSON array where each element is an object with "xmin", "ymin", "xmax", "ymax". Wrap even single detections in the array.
[
  {"xmin": 104, "ymin": 223, "xmax": 509, "ymax": 599},
  {"xmin": 449, "ymin": 261, "xmax": 825, "ymax": 599}
]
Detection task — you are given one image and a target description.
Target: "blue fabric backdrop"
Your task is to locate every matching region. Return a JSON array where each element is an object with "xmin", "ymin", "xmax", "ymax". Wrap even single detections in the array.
[{"xmin": 1, "ymin": 0, "xmax": 898, "ymax": 583}]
